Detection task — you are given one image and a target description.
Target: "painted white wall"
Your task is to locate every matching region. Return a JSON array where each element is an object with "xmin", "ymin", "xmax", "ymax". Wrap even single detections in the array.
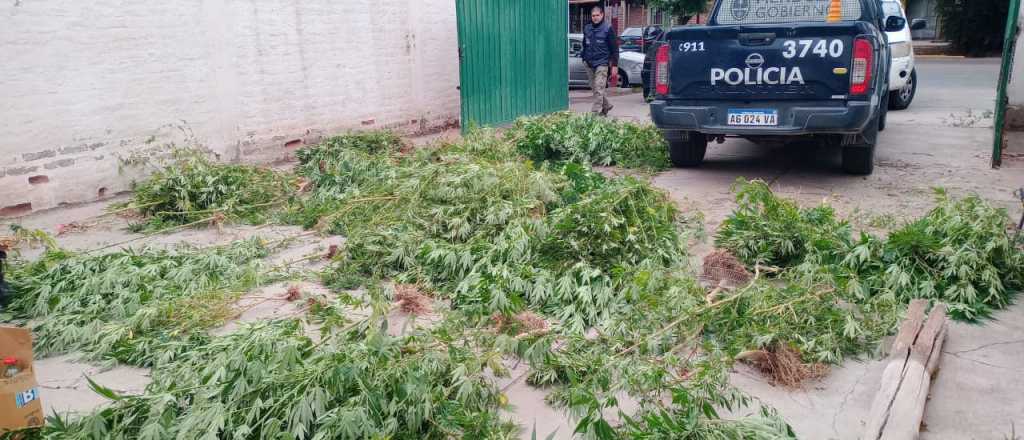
[
  {"xmin": 1009, "ymin": 5, "xmax": 1024, "ymax": 105},
  {"xmin": 0, "ymin": 0, "xmax": 461, "ymax": 214}
]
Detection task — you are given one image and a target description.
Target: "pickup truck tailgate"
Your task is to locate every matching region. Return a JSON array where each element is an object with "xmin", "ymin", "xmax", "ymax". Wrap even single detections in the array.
[{"xmin": 666, "ymin": 25, "xmax": 862, "ymax": 100}]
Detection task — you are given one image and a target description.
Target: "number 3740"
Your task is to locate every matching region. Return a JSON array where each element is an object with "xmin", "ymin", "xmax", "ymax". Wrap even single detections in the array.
[{"xmin": 782, "ymin": 39, "xmax": 845, "ymax": 59}]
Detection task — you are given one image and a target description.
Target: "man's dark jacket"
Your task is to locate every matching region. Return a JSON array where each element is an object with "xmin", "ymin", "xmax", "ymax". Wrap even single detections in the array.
[{"xmin": 581, "ymin": 19, "xmax": 619, "ymax": 68}]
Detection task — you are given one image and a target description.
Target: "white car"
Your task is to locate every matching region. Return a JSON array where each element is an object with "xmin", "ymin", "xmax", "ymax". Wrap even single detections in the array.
[{"xmin": 883, "ymin": 0, "xmax": 927, "ymax": 110}]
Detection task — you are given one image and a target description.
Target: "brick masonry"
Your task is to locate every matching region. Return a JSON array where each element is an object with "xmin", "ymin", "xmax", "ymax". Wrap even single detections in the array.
[
  {"xmin": 0, "ymin": 0, "xmax": 461, "ymax": 215},
  {"xmin": 1007, "ymin": 8, "xmax": 1024, "ymax": 133},
  {"xmin": 624, "ymin": 3, "xmax": 647, "ymax": 29}
]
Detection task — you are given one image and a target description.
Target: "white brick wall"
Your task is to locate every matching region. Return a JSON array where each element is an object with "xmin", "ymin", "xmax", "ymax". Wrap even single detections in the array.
[
  {"xmin": 1009, "ymin": 7, "xmax": 1024, "ymax": 106},
  {"xmin": 0, "ymin": 0, "xmax": 461, "ymax": 214}
]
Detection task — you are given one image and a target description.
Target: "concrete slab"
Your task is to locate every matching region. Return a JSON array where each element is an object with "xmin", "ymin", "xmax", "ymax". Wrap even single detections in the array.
[
  {"xmin": 34, "ymin": 354, "xmax": 151, "ymax": 416},
  {"xmin": 923, "ymin": 305, "xmax": 1024, "ymax": 439},
  {"xmin": 730, "ymin": 359, "xmax": 887, "ymax": 439},
  {"xmin": 212, "ymin": 281, "xmax": 338, "ymax": 338},
  {"xmin": 264, "ymin": 234, "xmax": 345, "ymax": 271},
  {"xmin": 495, "ymin": 357, "xmax": 586, "ymax": 440}
]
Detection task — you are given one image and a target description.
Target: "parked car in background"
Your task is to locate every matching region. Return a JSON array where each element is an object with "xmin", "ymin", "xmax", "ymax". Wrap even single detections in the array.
[
  {"xmin": 882, "ymin": 0, "xmax": 927, "ymax": 110},
  {"xmin": 569, "ymin": 34, "xmax": 644, "ymax": 89},
  {"xmin": 619, "ymin": 27, "xmax": 644, "ymax": 52}
]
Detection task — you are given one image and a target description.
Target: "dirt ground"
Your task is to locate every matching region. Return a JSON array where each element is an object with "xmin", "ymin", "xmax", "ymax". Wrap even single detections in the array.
[{"xmin": 2, "ymin": 57, "xmax": 1022, "ymax": 439}]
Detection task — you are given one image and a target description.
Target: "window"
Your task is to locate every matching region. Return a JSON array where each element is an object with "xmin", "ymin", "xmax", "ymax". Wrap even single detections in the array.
[
  {"xmin": 650, "ymin": 8, "xmax": 665, "ymax": 26},
  {"xmin": 714, "ymin": 0, "xmax": 863, "ymax": 25},
  {"xmin": 881, "ymin": 1, "xmax": 904, "ymax": 19}
]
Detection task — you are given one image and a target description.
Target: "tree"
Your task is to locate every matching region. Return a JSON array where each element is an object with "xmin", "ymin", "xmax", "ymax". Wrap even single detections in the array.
[
  {"xmin": 935, "ymin": 0, "xmax": 1010, "ymax": 57},
  {"xmin": 645, "ymin": 0, "xmax": 710, "ymax": 25}
]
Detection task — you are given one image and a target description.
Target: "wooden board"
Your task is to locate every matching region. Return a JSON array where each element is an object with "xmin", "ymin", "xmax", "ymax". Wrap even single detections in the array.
[{"xmin": 863, "ymin": 300, "xmax": 948, "ymax": 440}]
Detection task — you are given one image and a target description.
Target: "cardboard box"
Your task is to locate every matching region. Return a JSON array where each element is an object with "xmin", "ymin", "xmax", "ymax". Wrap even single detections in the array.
[{"xmin": 0, "ymin": 327, "xmax": 43, "ymax": 432}]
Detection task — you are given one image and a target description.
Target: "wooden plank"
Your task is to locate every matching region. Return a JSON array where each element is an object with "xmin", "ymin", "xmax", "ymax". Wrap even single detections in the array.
[
  {"xmin": 880, "ymin": 304, "xmax": 947, "ymax": 440},
  {"xmin": 864, "ymin": 300, "xmax": 948, "ymax": 440},
  {"xmin": 913, "ymin": 304, "xmax": 948, "ymax": 367},
  {"xmin": 864, "ymin": 299, "xmax": 928, "ymax": 438},
  {"xmin": 864, "ymin": 301, "xmax": 928, "ymax": 436},
  {"xmin": 892, "ymin": 299, "xmax": 929, "ymax": 356}
]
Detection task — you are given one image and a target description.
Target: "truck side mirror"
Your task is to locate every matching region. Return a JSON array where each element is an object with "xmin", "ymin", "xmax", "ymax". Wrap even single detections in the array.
[
  {"xmin": 910, "ymin": 18, "xmax": 927, "ymax": 31},
  {"xmin": 885, "ymin": 16, "xmax": 907, "ymax": 32}
]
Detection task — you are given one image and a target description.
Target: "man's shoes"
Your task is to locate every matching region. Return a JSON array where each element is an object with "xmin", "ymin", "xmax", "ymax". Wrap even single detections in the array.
[{"xmin": 600, "ymin": 104, "xmax": 614, "ymax": 116}]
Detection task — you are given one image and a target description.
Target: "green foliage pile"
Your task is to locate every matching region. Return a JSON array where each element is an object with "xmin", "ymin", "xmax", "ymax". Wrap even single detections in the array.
[
  {"xmin": 836, "ymin": 190, "xmax": 1024, "ymax": 320},
  {"xmin": 38, "ymin": 318, "xmax": 521, "ymax": 440},
  {"xmin": 716, "ymin": 180, "xmax": 1024, "ymax": 321},
  {"xmin": 11, "ymin": 128, "xmax": 944, "ymax": 438},
  {"xmin": 289, "ymin": 130, "xmax": 688, "ymax": 331},
  {"xmin": 5, "ymin": 239, "xmax": 268, "ymax": 365},
  {"xmin": 527, "ymin": 272, "xmax": 796, "ymax": 439},
  {"xmin": 4, "ymin": 237, "xmax": 528, "ymax": 438},
  {"xmin": 936, "ymin": 0, "xmax": 1010, "ymax": 57},
  {"xmin": 695, "ymin": 281, "xmax": 899, "ymax": 364},
  {"xmin": 128, "ymin": 150, "xmax": 292, "ymax": 230},
  {"xmin": 715, "ymin": 180, "xmax": 849, "ymax": 267},
  {"xmin": 507, "ymin": 112, "xmax": 670, "ymax": 170}
]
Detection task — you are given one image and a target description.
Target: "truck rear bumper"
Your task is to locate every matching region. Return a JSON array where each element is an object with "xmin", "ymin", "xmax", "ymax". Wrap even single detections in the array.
[{"xmin": 650, "ymin": 100, "xmax": 874, "ymax": 136}]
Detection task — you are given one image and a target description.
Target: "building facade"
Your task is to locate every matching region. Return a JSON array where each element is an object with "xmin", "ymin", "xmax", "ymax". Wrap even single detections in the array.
[
  {"xmin": 0, "ymin": 0, "xmax": 461, "ymax": 215},
  {"xmin": 570, "ymin": 0, "xmax": 711, "ymax": 35}
]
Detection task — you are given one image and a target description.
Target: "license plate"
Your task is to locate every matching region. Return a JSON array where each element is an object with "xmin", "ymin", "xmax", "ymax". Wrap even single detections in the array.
[{"xmin": 727, "ymin": 109, "xmax": 778, "ymax": 126}]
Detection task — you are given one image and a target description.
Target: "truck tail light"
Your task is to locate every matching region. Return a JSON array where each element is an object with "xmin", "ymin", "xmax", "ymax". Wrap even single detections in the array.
[
  {"xmin": 850, "ymin": 37, "xmax": 873, "ymax": 95},
  {"xmin": 655, "ymin": 44, "xmax": 669, "ymax": 95}
]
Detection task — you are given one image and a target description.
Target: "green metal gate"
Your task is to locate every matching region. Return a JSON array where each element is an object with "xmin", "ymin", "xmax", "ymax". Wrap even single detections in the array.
[
  {"xmin": 993, "ymin": 0, "xmax": 1022, "ymax": 168},
  {"xmin": 456, "ymin": 0, "xmax": 568, "ymax": 129}
]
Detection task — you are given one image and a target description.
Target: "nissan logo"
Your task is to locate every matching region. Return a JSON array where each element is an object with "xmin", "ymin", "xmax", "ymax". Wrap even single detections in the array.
[{"xmin": 745, "ymin": 53, "xmax": 765, "ymax": 69}]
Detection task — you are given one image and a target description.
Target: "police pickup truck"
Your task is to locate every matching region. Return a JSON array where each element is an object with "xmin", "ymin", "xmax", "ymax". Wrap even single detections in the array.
[{"xmin": 650, "ymin": 0, "xmax": 908, "ymax": 174}]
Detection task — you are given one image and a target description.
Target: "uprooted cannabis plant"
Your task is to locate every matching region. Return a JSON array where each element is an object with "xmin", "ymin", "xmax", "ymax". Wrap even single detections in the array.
[
  {"xmin": 526, "ymin": 271, "xmax": 797, "ymax": 439},
  {"xmin": 125, "ymin": 150, "xmax": 293, "ymax": 230},
  {"xmin": 716, "ymin": 179, "xmax": 1024, "ymax": 321},
  {"xmin": 4, "ymin": 239, "xmax": 270, "ymax": 365},
  {"xmin": 34, "ymin": 316, "xmax": 524, "ymax": 440},
  {"xmin": 6, "ymin": 124, "xmax": 931, "ymax": 438},
  {"xmin": 507, "ymin": 112, "xmax": 671, "ymax": 170},
  {"xmin": 2, "ymin": 238, "xmax": 530, "ymax": 438},
  {"xmin": 288, "ymin": 129, "xmax": 691, "ymax": 330}
]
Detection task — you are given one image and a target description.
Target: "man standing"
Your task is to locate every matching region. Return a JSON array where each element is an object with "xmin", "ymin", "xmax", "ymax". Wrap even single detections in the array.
[{"xmin": 581, "ymin": 5, "xmax": 619, "ymax": 116}]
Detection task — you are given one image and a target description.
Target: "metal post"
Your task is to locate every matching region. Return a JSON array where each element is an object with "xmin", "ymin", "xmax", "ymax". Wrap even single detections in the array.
[{"xmin": 993, "ymin": 0, "xmax": 1022, "ymax": 168}]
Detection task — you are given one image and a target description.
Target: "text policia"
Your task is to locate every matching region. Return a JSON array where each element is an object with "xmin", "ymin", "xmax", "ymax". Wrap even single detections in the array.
[{"xmin": 711, "ymin": 66, "xmax": 805, "ymax": 86}]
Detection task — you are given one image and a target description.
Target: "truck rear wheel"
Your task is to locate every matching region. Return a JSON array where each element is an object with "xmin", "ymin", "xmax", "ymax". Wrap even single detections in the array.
[
  {"xmin": 666, "ymin": 132, "xmax": 707, "ymax": 167},
  {"xmin": 841, "ymin": 107, "xmax": 880, "ymax": 175},
  {"xmin": 842, "ymin": 144, "xmax": 875, "ymax": 175}
]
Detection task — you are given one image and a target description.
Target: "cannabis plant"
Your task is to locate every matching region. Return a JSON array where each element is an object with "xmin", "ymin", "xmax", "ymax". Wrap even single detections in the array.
[
  {"xmin": 290, "ymin": 131, "xmax": 688, "ymax": 330},
  {"xmin": 129, "ymin": 150, "xmax": 292, "ymax": 230},
  {"xmin": 37, "ymin": 317, "xmax": 520, "ymax": 440},
  {"xmin": 508, "ymin": 112, "xmax": 671, "ymax": 170},
  {"xmin": 716, "ymin": 180, "xmax": 1024, "ymax": 322},
  {"xmin": 5, "ymin": 239, "xmax": 268, "ymax": 365}
]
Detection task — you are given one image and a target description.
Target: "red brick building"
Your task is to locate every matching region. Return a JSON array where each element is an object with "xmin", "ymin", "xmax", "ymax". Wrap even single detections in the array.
[{"xmin": 569, "ymin": 0, "xmax": 712, "ymax": 34}]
